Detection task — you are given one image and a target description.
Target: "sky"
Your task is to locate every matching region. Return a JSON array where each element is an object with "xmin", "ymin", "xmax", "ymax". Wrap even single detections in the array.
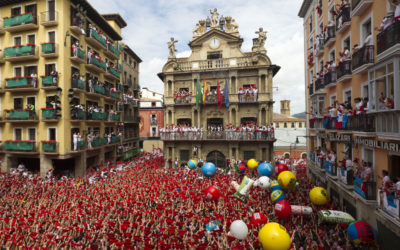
[{"xmin": 88, "ymin": 0, "xmax": 306, "ymax": 114}]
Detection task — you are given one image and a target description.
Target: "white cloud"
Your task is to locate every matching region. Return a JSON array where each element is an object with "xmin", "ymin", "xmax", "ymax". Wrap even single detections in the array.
[{"xmin": 88, "ymin": 0, "xmax": 305, "ymax": 114}]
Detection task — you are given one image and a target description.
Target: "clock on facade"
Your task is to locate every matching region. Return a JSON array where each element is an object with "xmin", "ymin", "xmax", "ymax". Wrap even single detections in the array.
[{"xmin": 210, "ymin": 37, "xmax": 220, "ymax": 49}]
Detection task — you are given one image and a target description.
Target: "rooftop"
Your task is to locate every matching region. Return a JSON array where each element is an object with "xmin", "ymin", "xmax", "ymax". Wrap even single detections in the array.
[{"xmin": 273, "ymin": 113, "xmax": 305, "ymax": 122}]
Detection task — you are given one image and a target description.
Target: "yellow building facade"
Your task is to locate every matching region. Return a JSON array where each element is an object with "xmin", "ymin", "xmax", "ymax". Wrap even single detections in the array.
[
  {"xmin": 299, "ymin": 0, "xmax": 400, "ymax": 245},
  {"xmin": 0, "ymin": 0, "xmax": 137, "ymax": 177}
]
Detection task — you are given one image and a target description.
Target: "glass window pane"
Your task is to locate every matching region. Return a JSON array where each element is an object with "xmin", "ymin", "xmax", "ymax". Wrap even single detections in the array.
[
  {"xmin": 388, "ymin": 63, "xmax": 393, "ymax": 73},
  {"xmin": 376, "ymin": 66, "xmax": 386, "ymax": 78}
]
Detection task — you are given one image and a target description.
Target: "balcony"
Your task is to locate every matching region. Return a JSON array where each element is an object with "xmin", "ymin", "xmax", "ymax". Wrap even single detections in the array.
[
  {"xmin": 42, "ymin": 141, "xmax": 58, "ymax": 153},
  {"xmin": 94, "ymin": 85, "xmax": 106, "ymax": 95},
  {"xmin": 70, "ymin": 16, "xmax": 84, "ymax": 35},
  {"xmin": 41, "ymin": 75, "xmax": 58, "ymax": 89},
  {"xmin": 110, "ymin": 91, "xmax": 120, "ymax": 99},
  {"xmin": 314, "ymin": 78, "xmax": 325, "ymax": 92},
  {"xmin": 336, "ymin": 7, "xmax": 351, "ymax": 34},
  {"xmin": 351, "ymin": 0, "xmax": 373, "ymax": 17},
  {"xmin": 336, "ymin": 60, "xmax": 352, "ymax": 82},
  {"xmin": 3, "ymin": 13, "xmax": 38, "ymax": 33},
  {"xmin": 151, "ymin": 118, "xmax": 158, "ymax": 125},
  {"xmin": 161, "ymin": 131, "xmax": 275, "ymax": 142},
  {"xmin": 378, "ymin": 189, "xmax": 400, "ymax": 221},
  {"xmin": 5, "ymin": 77, "xmax": 38, "ymax": 92},
  {"xmin": 324, "ymin": 161, "xmax": 337, "ymax": 179},
  {"xmin": 72, "ymin": 79, "xmax": 86, "ymax": 91},
  {"xmin": 377, "ymin": 21, "xmax": 400, "ymax": 61},
  {"xmin": 352, "ymin": 45, "xmax": 374, "ymax": 74},
  {"xmin": 176, "ymin": 56, "xmax": 259, "ymax": 71},
  {"xmin": 316, "ymin": 40, "xmax": 324, "ymax": 57},
  {"xmin": 85, "ymin": 29, "xmax": 107, "ymax": 50},
  {"xmin": 70, "ymin": 47, "xmax": 85, "ymax": 64},
  {"xmin": 5, "ymin": 110, "xmax": 38, "ymax": 123},
  {"xmin": 323, "ymin": 70, "xmax": 336, "ymax": 88},
  {"xmin": 40, "ymin": 11, "xmax": 58, "ymax": 27},
  {"xmin": 91, "ymin": 137, "xmax": 108, "ymax": 148},
  {"xmin": 4, "ymin": 44, "xmax": 39, "ymax": 62},
  {"xmin": 105, "ymin": 68, "xmax": 120, "ymax": 81},
  {"xmin": 41, "ymin": 108, "xmax": 59, "ymax": 122},
  {"xmin": 354, "ymin": 177, "xmax": 376, "ymax": 201},
  {"xmin": 3, "ymin": 141, "xmax": 36, "ymax": 153},
  {"xmin": 71, "ymin": 109, "xmax": 86, "ymax": 121},
  {"xmin": 347, "ymin": 114, "xmax": 375, "ymax": 133},
  {"xmin": 104, "ymin": 43, "xmax": 120, "ymax": 60},
  {"xmin": 40, "ymin": 42, "xmax": 58, "ymax": 58},
  {"xmin": 324, "ymin": 26, "xmax": 336, "ymax": 47},
  {"xmin": 87, "ymin": 111, "xmax": 107, "ymax": 121},
  {"xmin": 0, "ymin": 20, "xmax": 4, "ymax": 35},
  {"xmin": 111, "ymin": 136, "xmax": 121, "ymax": 144},
  {"xmin": 375, "ymin": 110, "xmax": 400, "ymax": 140},
  {"xmin": 238, "ymin": 94, "xmax": 257, "ymax": 103},
  {"xmin": 110, "ymin": 113, "xmax": 120, "ymax": 121},
  {"xmin": 338, "ymin": 167, "xmax": 354, "ymax": 186},
  {"xmin": 86, "ymin": 56, "xmax": 106, "ymax": 74}
]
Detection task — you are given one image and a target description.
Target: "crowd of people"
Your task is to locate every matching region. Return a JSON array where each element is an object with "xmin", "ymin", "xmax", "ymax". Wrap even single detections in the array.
[
  {"xmin": 0, "ymin": 150, "xmax": 375, "ymax": 248},
  {"xmin": 174, "ymin": 89, "xmax": 191, "ymax": 104},
  {"xmin": 160, "ymin": 123, "xmax": 274, "ymax": 140},
  {"xmin": 238, "ymin": 85, "xmax": 258, "ymax": 102}
]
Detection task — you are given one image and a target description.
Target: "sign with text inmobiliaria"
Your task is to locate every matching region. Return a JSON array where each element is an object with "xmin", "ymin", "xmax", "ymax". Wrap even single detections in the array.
[{"xmin": 354, "ymin": 138, "xmax": 400, "ymax": 153}]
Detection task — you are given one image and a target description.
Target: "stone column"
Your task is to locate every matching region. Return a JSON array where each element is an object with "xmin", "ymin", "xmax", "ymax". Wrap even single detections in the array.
[
  {"xmin": 1, "ymin": 154, "xmax": 13, "ymax": 173},
  {"xmin": 40, "ymin": 154, "xmax": 53, "ymax": 178},
  {"xmin": 258, "ymin": 108, "xmax": 262, "ymax": 125},
  {"xmin": 172, "ymin": 110, "xmax": 175, "ymax": 125},
  {"xmin": 75, "ymin": 152, "xmax": 86, "ymax": 177},
  {"xmin": 229, "ymin": 109, "xmax": 232, "ymax": 123}
]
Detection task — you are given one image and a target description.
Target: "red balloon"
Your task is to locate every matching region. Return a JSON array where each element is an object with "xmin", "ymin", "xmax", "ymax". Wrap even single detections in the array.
[
  {"xmin": 274, "ymin": 200, "xmax": 292, "ymax": 220},
  {"xmin": 275, "ymin": 163, "xmax": 289, "ymax": 176},
  {"xmin": 205, "ymin": 186, "xmax": 220, "ymax": 201},
  {"xmin": 250, "ymin": 212, "xmax": 268, "ymax": 226}
]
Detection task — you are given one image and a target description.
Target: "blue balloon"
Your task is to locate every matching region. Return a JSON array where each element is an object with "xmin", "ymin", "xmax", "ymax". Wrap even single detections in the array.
[
  {"xmin": 202, "ymin": 162, "xmax": 216, "ymax": 177},
  {"xmin": 258, "ymin": 162, "xmax": 274, "ymax": 176}
]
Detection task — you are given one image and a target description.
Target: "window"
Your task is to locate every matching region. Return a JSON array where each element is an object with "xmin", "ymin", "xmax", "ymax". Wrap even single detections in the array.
[
  {"xmin": 284, "ymin": 122, "xmax": 287, "ymax": 128},
  {"xmin": 48, "ymin": 31, "xmax": 56, "ymax": 43},
  {"xmin": 330, "ymin": 95, "xmax": 336, "ymax": 106},
  {"xmin": 45, "ymin": 64, "xmax": 56, "ymax": 76},
  {"xmin": 362, "ymin": 83, "xmax": 369, "ymax": 99},
  {"xmin": 275, "ymin": 122, "xmax": 280, "ymax": 128},
  {"xmin": 207, "ymin": 52, "xmax": 222, "ymax": 59},
  {"xmin": 28, "ymin": 128, "xmax": 36, "ymax": 141},
  {"xmin": 309, "ymin": 14, "xmax": 313, "ymax": 31},
  {"xmin": 329, "ymin": 49, "xmax": 335, "ymax": 62},
  {"xmin": 14, "ymin": 98, "xmax": 23, "ymax": 109},
  {"xmin": 14, "ymin": 67, "xmax": 22, "ymax": 77},
  {"xmin": 134, "ymin": 62, "xmax": 137, "ymax": 69},
  {"xmin": 11, "ymin": 7, "xmax": 21, "ymax": 16},
  {"xmin": 129, "ymin": 58, "xmax": 132, "ymax": 65},
  {"xmin": 124, "ymin": 53, "xmax": 127, "ymax": 62},
  {"xmin": 25, "ymin": 4, "xmax": 37, "ymax": 16},
  {"xmin": 361, "ymin": 18, "xmax": 372, "ymax": 41},
  {"xmin": 291, "ymin": 122, "xmax": 295, "ymax": 128},
  {"xmin": 328, "ymin": 7, "xmax": 335, "ymax": 21},
  {"xmin": 343, "ymin": 36, "xmax": 351, "ymax": 51},
  {"xmin": 27, "ymin": 34, "xmax": 35, "ymax": 44},
  {"xmin": 343, "ymin": 89, "xmax": 352, "ymax": 104},
  {"xmin": 310, "ymin": 70, "xmax": 314, "ymax": 83},
  {"xmin": 362, "ymin": 148, "xmax": 374, "ymax": 180},
  {"xmin": 14, "ymin": 128, "xmax": 22, "ymax": 140},
  {"xmin": 299, "ymin": 122, "xmax": 303, "ymax": 128},
  {"xmin": 153, "ymin": 92, "xmax": 156, "ymax": 97},
  {"xmin": 49, "ymin": 128, "xmax": 56, "ymax": 141},
  {"xmin": 25, "ymin": 66, "xmax": 37, "ymax": 77},
  {"xmin": 14, "ymin": 36, "xmax": 22, "ymax": 46},
  {"xmin": 27, "ymin": 97, "xmax": 35, "ymax": 107},
  {"xmin": 244, "ymin": 151, "xmax": 256, "ymax": 161},
  {"xmin": 180, "ymin": 150, "xmax": 190, "ymax": 162}
]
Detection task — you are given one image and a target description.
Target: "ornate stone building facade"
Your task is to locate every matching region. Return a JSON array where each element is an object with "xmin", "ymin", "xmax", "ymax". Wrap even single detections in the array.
[{"xmin": 158, "ymin": 9, "xmax": 280, "ymax": 166}]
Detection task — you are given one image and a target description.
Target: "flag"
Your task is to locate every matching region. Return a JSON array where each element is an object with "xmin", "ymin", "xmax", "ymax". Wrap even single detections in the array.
[
  {"xmin": 223, "ymin": 77, "xmax": 230, "ymax": 107},
  {"xmin": 217, "ymin": 79, "xmax": 222, "ymax": 109},
  {"xmin": 202, "ymin": 79, "xmax": 208, "ymax": 107},
  {"xmin": 195, "ymin": 78, "xmax": 201, "ymax": 109}
]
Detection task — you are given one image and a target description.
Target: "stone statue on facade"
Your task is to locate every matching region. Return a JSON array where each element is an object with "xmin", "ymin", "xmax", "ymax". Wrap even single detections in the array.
[
  {"xmin": 255, "ymin": 27, "xmax": 267, "ymax": 50},
  {"xmin": 224, "ymin": 16, "xmax": 239, "ymax": 36},
  {"xmin": 206, "ymin": 8, "xmax": 219, "ymax": 28},
  {"xmin": 192, "ymin": 23, "xmax": 200, "ymax": 38},
  {"xmin": 168, "ymin": 37, "xmax": 178, "ymax": 58}
]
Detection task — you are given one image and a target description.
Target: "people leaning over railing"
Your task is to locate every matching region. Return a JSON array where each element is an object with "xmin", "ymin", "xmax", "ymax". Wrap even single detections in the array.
[
  {"xmin": 87, "ymin": 105, "xmax": 105, "ymax": 120},
  {"xmin": 238, "ymin": 85, "xmax": 258, "ymax": 102},
  {"xmin": 71, "ymin": 104, "xmax": 85, "ymax": 120},
  {"xmin": 174, "ymin": 89, "xmax": 191, "ymax": 104}
]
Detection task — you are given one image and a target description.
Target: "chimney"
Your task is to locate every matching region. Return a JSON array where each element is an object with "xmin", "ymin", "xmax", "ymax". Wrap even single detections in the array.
[{"xmin": 280, "ymin": 100, "xmax": 290, "ymax": 116}]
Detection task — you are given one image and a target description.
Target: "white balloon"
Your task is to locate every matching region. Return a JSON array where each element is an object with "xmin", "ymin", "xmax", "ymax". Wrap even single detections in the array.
[
  {"xmin": 230, "ymin": 220, "xmax": 248, "ymax": 240},
  {"xmin": 256, "ymin": 176, "xmax": 271, "ymax": 190}
]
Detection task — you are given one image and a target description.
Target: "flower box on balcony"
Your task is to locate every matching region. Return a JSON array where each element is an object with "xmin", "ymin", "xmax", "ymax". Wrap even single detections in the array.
[
  {"xmin": 94, "ymin": 85, "xmax": 105, "ymax": 95},
  {"xmin": 4, "ymin": 140, "xmax": 35, "ymax": 152},
  {"xmin": 42, "ymin": 140, "xmax": 57, "ymax": 152},
  {"xmin": 91, "ymin": 112, "xmax": 107, "ymax": 120},
  {"xmin": 110, "ymin": 91, "xmax": 120, "ymax": 99},
  {"xmin": 90, "ymin": 29, "xmax": 107, "ymax": 48},
  {"xmin": 7, "ymin": 110, "xmax": 30, "ymax": 119},
  {"xmin": 42, "ymin": 108, "xmax": 56, "ymax": 119},
  {"xmin": 4, "ymin": 13, "xmax": 34, "ymax": 27},
  {"xmin": 41, "ymin": 75, "xmax": 55, "ymax": 86},
  {"xmin": 4, "ymin": 44, "xmax": 34, "ymax": 56},
  {"xmin": 6, "ymin": 77, "xmax": 31, "ymax": 88},
  {"xmin": 41, "ymin": 42, "xmax": 55, "ymax": 53}
]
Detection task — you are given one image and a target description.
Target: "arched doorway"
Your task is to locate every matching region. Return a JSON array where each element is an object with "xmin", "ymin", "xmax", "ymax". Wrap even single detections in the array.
[{"xmin": 206, "ymin": 151, "xmax": 226, "ymax": 168}]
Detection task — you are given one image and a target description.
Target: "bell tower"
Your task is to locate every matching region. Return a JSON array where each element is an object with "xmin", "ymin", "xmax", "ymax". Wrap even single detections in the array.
[{"xmin": 280, "ymin": 100, "xmax": 290, "ymax": 116}]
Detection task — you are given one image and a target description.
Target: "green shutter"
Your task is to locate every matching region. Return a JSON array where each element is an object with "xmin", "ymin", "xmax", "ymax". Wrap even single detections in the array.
[
  {"xmin": 4, "ymin": 13, "xmax": 33, "ymax": 27},
  {"xmin": 41, "ymin": 43, "xmax": 54, "ymax": 53}
]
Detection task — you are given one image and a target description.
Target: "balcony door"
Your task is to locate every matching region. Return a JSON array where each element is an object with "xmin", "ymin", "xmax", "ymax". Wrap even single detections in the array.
[
  {"xmin": 48, "ymin": 0, "xmax": 56, "ymax": 21},
  {"xmin": 207, "ymin": 118, "xmax": 223, "ymax": 128},
  {"xmin": 240, "ymin": 117, "xmax": 257, "ymax": 126}
]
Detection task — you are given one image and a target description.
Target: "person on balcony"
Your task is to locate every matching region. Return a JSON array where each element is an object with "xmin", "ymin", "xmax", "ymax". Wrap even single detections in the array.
[
  {"xmin": 338, "ymin": 47, "xmax": 350, "ymax": 66},
  {"xmin": 376, "ymin": 12, "xmax": 394, "ymax": 33},
  {"xmin": 238, "ymin": 88, "xmax": 244, "ymax": 102},
  {"xmin": 30, "ymin": 72, "xmax": 37, "ymax": 88},
  {"xmin": 73, "ymin": 132, "xmax": 78, "ymax": 151},
  {"xmin": 390, "ymin": 1, "xmax": 400, "ymax": 21},
  {"xmin": 50, "ymin": 70, "xmax": 58, "ymax": 85},
  {"xmin": 87, "ymin": 49, "xmax": 92, "ymax": 64}
]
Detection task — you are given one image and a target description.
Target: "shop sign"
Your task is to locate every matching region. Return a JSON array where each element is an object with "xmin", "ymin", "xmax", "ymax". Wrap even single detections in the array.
[
  {"xmin": 354, "ymin": 138, "xmax": 400, "ymax": 153},
  {"xmin": 329, "ymin": 133, "xmax": 351, "ymax": 142}
]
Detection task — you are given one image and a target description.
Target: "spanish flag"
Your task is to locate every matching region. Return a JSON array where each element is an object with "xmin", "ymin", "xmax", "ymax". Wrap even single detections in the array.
[{"xmin": 202, "ymin": 79, "xmax": 208, "ymax": 107}]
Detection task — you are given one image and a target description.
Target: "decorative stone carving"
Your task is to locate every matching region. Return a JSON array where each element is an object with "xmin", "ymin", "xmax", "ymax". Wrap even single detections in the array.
[{"xmin": 168, "ymin": 37, "xmax": 178, "ymax": 58}]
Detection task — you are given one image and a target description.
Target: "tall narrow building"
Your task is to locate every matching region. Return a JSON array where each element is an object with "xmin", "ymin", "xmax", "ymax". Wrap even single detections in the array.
[
  {"xmin": 159, "ymin": 9, "xmax": 280, "ymax": 166},
  {"xmin": 299, "ymin": 0, "xmax": 400, "ymax": 245},
  {"xmin": 0, "ymin": 0, "xmax": 139, "ymax": 176}
]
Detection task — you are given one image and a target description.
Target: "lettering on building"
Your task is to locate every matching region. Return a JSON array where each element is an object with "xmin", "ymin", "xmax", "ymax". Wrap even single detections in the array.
[{"xmin": 354, "ymin": 138, "xmax": 400, "ymax": 153}]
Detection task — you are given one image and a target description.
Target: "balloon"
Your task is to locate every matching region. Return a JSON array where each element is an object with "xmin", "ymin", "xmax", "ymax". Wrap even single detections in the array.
[
  {"xmin": 317, "ymin": 210, "xmax": 355, "ymax": 224},
  {"xmin": 309, "ymin": 187, "xmax": 330, "ymax": 206},
  {"xmin": 347, "ymin": 221, "xmax": 376, "ymax": 244},
  {"xmin": 271, "ymin": 190, "xmax": 285, "ymax": 204},
  {"xmin": 247, "ymin": 159, "xmax": 258, "ymax": 170},
  {"xmin": 230, "ymin": 220, "xmax": 248, "ymax": 240},
  {"xmin": 188, "ymin": 160, "xmax": 197, "ymax": 169},
  {"xmin": 202, "ymin": 162, "xmax": 216, "ymax": 177},
  {"xmin": 258, "ymin": 162, "xmax": 273, "ymax": 176},
  {"xmin": 205, "ymin": 186, "xmax": 220, "ymax": 201},
  {"xmin": 258, "ymin": 222, "xmax": 291, "ymax": 250},
  {"xmin": 234, "ymin": 176, "xmax": 255, "ymax": 201},
  {"xmin": 254, "ymin": 176, "xmax": 271, "ymax": 190},
  {"xmin": 250, "ymin": 212, "xmax": 268, "ymax": 226},
  {"xmin": 274, "ymin": 200, "xmax": 292, "ymax": 220},
  {"xmin": 275, "ymin": 163, "xmax": 289, "ymax": 176},
  {"xmin": 277, "ymin": 171, "xmax": 297, "ymax": 190},
  {"xmin": 291, "ymin": 205, "xmax": 313, "ymax": 215},
  {"xmin": 235, "ymin": 163, "xmax": 247, "ymax": 174},
  {"xmin": 270, "ymin": 180, "xmax": 282, "ymax": 191}
]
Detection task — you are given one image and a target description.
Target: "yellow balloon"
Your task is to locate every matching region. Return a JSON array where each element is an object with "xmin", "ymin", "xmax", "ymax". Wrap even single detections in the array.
[
  {"xmin": 258, "ymin": 222, "xmax": 291, "ymax": 250},
  {"xmin": 277, "ymin": 171, "xmax": 297, "ymax": 190},
  {"xmin": 309, "ymin": 187, "xmax": 330, "ymax": 206},
  {"xmin": 247, "ymin": 159, "xmax": 259, "ymax": 170}
]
